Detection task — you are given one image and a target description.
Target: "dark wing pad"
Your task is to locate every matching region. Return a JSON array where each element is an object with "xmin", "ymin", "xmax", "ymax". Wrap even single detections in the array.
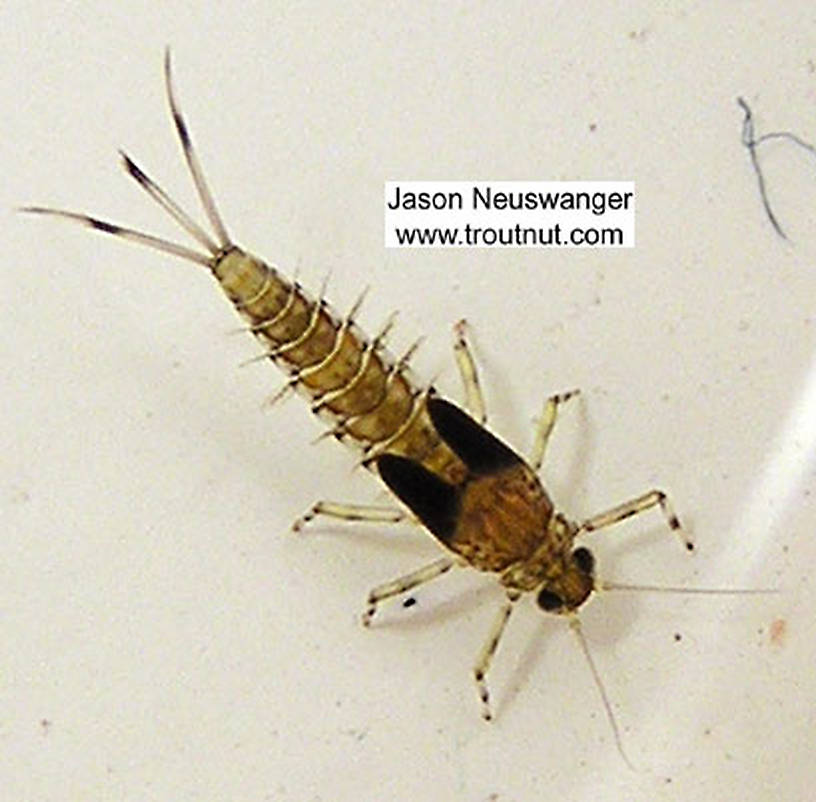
[
  {"xmin": 428, "ymin": 397, "xmax": 521, "ymax": 475},
  {"xmin": 377, "ymin": 454, "xmax": 460, "ymax": 543}
]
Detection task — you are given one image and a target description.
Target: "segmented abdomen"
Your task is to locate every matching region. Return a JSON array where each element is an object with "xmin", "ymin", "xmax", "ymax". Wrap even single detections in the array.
[{"xmin": 214, "ymin": 248, "xmax": 467, "ymax": 485}]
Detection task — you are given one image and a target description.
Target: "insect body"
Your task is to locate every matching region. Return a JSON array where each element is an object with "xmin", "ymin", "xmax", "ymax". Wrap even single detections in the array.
[{"xmin": 26, "ymin": 52, "xmax": 693, "ymax": 757}]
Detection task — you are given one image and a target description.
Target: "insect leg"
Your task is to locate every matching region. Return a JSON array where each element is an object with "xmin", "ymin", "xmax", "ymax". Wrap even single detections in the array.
[
  {"xmin": 578, "ymin": 489, "xmax": 692, "ymax": 551},
  {"xmin": 292, "ymin": 501, "xmax": 408, "ymax": 532},
  {"xmin": 452, "ymin": 319, "xmax": 486, "ymax": 424},
  {"xmin": 473, "ymin": 592, "xmax": 520, "ymax": 721},
  {"xmin": 362, "ymin": 557, "xmax": 455, "ymax": 626},
  {"xmin": 528, "ymin": 389, "xmax": 580, "ymax": 472}
]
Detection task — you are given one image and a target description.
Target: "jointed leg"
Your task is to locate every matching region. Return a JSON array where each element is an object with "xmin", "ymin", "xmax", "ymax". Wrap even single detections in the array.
[
  {"xmin": 578, "ymin": 489, "xmax": 692, "ymax": 551},
  {"xmin": 473, "ymin": 591, "xmax": 520, "ymax": 721},
  {"xmin": 528, "ymin": 389, "xmax": 580, "ymax": 472},
  {"xmin": 362, "ymin": 557, "xmax": 455, "ymax": 626},
  {"xmin": 453, "ymin": 319, "xmax": 486, "ymax": 424},
  {"xmin": 292, "ymin": 501, "xmax": 407, "ymax": 532}
]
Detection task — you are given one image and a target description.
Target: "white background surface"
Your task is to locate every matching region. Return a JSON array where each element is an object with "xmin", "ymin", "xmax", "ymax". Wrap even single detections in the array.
[{"xmin": 3, "ymin": 2, "xmax": 815, "ymax": 800}]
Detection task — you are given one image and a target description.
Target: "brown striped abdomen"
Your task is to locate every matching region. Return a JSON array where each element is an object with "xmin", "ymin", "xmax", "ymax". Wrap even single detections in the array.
[{"xmin": 213, "ymin": 247, "xmax": 468, "ymax": 486}]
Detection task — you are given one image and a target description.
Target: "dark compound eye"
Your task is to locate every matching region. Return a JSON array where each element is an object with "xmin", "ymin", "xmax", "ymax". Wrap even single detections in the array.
[
  {"xmin": 536, "ymin": 588, "xmax": 564, "ymax": 612},
  {"xmin": 573, "ymin": 547, "xmax": 595, "ymax": 576}
]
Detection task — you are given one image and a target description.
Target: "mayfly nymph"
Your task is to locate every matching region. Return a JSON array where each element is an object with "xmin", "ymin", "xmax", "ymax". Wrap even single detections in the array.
[{"xmin": 29, "ymin": 51, "xmax": 757, "ymax": 768}]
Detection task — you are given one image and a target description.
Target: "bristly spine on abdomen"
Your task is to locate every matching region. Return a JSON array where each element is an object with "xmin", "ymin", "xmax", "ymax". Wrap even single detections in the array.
[{"xmin": 211, "ymin": 246, "xmax": 465, "ymax": 484}]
